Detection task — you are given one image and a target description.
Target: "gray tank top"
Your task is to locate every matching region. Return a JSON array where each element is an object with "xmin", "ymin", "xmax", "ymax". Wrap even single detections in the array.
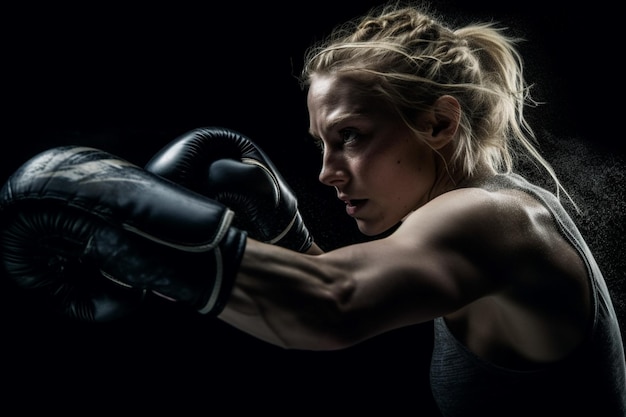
[{"xmin": 429, "ymin": 173, "xmax": 626, "ymax": 417}]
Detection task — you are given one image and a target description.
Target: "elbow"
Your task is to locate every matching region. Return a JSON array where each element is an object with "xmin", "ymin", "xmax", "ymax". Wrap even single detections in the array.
[
  {"xmin": 327, "ymin": 277, "xmax": 364, "ymax": 349},
  {"xmin": 288, "ymin": 275, "xmax": 361, "ymax": 351}
]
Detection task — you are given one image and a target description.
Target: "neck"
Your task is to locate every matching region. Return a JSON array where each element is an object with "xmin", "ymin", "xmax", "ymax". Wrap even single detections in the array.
[
  {"xmin": 427, "ymin": 150, "xmax": 467, "ymax": 201},
  {"xmin": 430, "ymin": 143, "xmax": 495, "ymax": 198}
]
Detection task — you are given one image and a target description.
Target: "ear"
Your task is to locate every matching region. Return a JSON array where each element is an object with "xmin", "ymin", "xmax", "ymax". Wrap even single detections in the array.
[{"xmin": 416, "ymin": 95, "xmax": 460, "ymax": 150}]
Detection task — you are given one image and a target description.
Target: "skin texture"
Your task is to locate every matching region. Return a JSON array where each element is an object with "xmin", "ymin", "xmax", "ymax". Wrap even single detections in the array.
[{"xmin": 219, "ymin": 73, "xmax": 591, "ymax": 370}]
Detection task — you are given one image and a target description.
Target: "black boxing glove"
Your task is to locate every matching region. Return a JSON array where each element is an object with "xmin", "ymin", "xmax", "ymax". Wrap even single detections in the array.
[
  {"xmin": 145, "ymin": 127, "xmax": 313, "ymax": 252},
  {"xmin": 0, "ymin": 146, "xmax": 246, "ymax": 322}
]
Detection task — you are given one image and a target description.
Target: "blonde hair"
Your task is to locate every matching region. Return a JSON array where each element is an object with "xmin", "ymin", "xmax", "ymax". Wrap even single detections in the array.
[{"xmin": 300, "ymin": 1, "xmax": 575, "ymax": 207}]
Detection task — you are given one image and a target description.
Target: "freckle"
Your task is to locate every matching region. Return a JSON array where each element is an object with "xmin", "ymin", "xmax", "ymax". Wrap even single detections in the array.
[{"xmin": 396, "ymin": 159, "xmax": 401, "ymax": 164}]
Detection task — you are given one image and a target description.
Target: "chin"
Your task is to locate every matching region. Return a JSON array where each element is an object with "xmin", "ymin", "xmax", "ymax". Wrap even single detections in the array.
[{"xmin": 356, "ymin": 220, "xmax": 401, "ymax": 238}]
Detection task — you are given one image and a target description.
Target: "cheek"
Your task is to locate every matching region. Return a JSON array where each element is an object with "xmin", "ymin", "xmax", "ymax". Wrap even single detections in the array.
[
  {"xmin": 404, "ymin": 140, "xmax": 438, "ymax": 178},
  {"xmin": 358, "ymin": 139, "xmax": 436, "ymax": 193},
  {"xmin": 390, "ymin": 148, "xmax": 437, "ymax": 198}
]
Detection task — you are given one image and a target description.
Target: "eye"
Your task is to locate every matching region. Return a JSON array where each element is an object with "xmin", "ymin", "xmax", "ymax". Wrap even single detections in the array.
[
  {"xmin": 312, "ymin": 137, "xmax": 325, "ymax": 153},
  {"xmin": 340, "ymin": 128, "xmax": 359, "ymax": 144}
]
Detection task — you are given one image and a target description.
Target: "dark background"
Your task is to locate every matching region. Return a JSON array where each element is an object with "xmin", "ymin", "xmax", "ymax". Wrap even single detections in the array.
[{"xmin": 1, "ymin": 1, "xmax": 623, "ymax": 416}]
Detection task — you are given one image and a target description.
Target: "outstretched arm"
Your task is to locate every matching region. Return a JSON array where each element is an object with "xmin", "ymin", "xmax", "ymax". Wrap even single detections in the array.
[
  {"xmin": 221, "ymin": 186, "xmax": 591, "ymax": 364},
  {"xmin": 219, "ymin": 194, "xmax": 491, "ymax": 350}
]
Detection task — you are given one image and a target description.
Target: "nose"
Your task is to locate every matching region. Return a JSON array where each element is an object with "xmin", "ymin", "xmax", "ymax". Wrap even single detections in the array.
[{"xmin": 318, "ymin": 149, "xmax": 348, "ymax": 187}]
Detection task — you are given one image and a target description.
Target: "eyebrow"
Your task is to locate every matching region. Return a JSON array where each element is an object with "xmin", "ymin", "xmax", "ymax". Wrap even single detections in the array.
[{"xmin": 308, "ymin": 112, "xmax": 363, "ymax": 139}]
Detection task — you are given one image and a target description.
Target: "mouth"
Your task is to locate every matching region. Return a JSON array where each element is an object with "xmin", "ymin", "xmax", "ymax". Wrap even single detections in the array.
[{"xmin": 345, "ymin": 199, "xmax": 368, "ymax": 216}]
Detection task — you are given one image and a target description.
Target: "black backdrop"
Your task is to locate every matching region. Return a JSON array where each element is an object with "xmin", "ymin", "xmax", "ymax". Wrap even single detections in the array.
[{"xmin": 2, "ymin": 1, "xmax": 624, "ymax": 416}]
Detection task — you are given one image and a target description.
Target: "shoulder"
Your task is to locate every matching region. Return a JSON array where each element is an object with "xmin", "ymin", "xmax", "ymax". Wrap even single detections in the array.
[
  {"xmin": 400, "ymin": 185, "xmax": 549, "ymax": 247},
  {"xmin": 395, "ymin": 184, "xmax": 560, "ymax": 284}
]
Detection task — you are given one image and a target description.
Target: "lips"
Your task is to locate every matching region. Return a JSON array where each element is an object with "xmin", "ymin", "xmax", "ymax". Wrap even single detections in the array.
[{"xmin": 345, "ymin": 199, "xmax": 367, "ymax": 216}]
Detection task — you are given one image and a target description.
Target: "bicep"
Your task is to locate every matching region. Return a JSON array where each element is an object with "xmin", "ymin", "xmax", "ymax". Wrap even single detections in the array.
[
  {"xmin": 319, "ymin": 228, "xmax": 488, "ymax": 336},
  {"xmin": 324, "ymin": 191, "xmax": 516, "ymax": 337}
]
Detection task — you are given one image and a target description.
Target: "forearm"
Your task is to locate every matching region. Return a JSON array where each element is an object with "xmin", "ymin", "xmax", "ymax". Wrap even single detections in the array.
[{"xmin": 219, "ymin": 238, "xmax": 351, "ymax": 350}]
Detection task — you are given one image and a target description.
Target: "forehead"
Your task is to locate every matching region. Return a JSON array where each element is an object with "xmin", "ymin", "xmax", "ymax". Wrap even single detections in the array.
[
  {"xmin": 307, "ymin": 73, "xmax": 368, "ymax": 107},
  {"xmin": 307, "ymin": 73, "xmax": 405, "ymax": 140},
  {"xmin": 307, "ymin": 73, "xmax": 395, "ymax": 119}
]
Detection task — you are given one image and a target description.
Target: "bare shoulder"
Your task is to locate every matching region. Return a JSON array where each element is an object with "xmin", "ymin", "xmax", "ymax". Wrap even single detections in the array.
[
  {"xmin": 399, "ymin": 184, "xmax": 587, "ymax": 304},
  {"xmin": 400, "ymin": 185, "xmax": 583, "ymax": 285},
  {"xmin": 386, "ymin": 185, "xmax": 553, "ymax": 304},
  {"xmin": 399, "ymin": 186, "xmax": 591, "ymax": 364},
  {"xmin": 398, "ymin": 186, "xmax": 551, "ymax": 255}
]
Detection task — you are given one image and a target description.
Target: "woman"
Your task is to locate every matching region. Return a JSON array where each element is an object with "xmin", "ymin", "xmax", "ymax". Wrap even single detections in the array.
[
  {"xmin": 216, "ymin": 2, "xmax": 626, "ymax": 416},
  {"xmin": 1, "ymin": 2, "xmax": 623, "ymax": 416}
]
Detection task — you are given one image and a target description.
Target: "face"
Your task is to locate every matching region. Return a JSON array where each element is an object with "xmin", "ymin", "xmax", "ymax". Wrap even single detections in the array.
[{"xmin": 307, "ymin": 73, "xmax": 439, "ymax": 236}]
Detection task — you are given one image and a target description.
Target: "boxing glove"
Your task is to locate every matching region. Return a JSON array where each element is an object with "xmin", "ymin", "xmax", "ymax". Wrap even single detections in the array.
[
  {"xmin": 0, "ymin": 146, "xmax": 246, "ymax": 321},
  {"xmin": 145, "ymin": 127, "xmax": 313, "ymax": 252}
]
